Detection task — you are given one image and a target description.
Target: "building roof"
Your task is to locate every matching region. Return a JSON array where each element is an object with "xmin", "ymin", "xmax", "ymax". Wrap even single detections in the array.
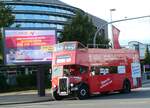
[
  {"xmin": 88, "ymin": 13, "xmax": 107, "ymax": 27},
  {"xmin": 8, "ymin": 0, "xmax": 71, "ymax": 7},
  {"xmin": 2, "ymin": 0, "xmax": 108, "ymax": 37}
]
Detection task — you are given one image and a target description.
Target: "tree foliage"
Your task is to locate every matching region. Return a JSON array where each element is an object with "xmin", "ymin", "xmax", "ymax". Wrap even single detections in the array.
[
  {"xmin": 0, "ymin": 1, "xmax": 15, "ymax": 28},
  {"xmin": 144, "ymin": 45, "xmax": 150, "ymax": 65},
  {"xmin": 60, "ymin": 11, "xmax": 109, "ymax": 47},
  {"xmin": 0, "ymin": 1, "xmax": 15, "ymax": 63}
]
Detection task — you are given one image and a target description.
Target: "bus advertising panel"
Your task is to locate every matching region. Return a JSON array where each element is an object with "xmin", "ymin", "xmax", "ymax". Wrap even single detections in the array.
[{"xmin": 4, "ymin": 28, "xmax": 56, "ymax": 65}]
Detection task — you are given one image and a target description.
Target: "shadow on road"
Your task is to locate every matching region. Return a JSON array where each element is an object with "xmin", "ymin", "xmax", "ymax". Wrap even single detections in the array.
[
  {"xmin": 88, "ymin": 88, "xmax": 150, "ymax": 100},
  {"xmin": 60, "ymin": 87, "xmax": 150, "ymax": 101}
]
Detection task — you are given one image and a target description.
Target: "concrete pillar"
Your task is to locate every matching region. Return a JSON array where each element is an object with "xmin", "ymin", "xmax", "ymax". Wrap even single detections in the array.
[
  {"xmin": 25, "ymin": 67, "xmax": 28, "ymax": 75},
  {"xmin": 37, "ymin": 65, "xmax": 45, "ymax": 96}
]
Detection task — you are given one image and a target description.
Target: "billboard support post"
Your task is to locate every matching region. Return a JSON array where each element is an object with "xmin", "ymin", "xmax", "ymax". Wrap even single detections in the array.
[{"xmin": 37, "ymin": 64, "xmax": 45, "ymax": 97}]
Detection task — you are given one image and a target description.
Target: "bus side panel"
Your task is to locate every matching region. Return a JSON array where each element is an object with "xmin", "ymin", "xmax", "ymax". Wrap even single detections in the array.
[
  {"xmin": 111, "ymin": 74, "xmax": 126, "ymax": 91},
  {"xmin": 89, "ymin": 74, "xmax": 113, "ymax": 94},
  {"xmin": 88, "ymin": 75, "xmax": 100, "ymax": 94},
  {"xmin": 98, "ymin": 74, "xmax": 113, "ymax": 93}
]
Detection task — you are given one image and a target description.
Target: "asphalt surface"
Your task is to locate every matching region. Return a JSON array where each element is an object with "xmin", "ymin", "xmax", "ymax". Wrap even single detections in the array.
[
  {"xmin": 1, "ymin": 83, "xmax": 150, "ymax": 108},
  {"xmin": 0, "ymin": 90, "xmax": 52, "ymax": 105}
]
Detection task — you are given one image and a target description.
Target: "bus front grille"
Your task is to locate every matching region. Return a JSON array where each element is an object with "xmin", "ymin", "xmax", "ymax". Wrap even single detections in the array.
[{"xmin": 58, "ymin": 77, "xmax": 68, "ymax": 95}]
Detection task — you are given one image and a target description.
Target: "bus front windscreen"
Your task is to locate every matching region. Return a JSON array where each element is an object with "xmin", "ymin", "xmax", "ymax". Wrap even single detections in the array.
[
  {"xmin": 52, "ymin": 66, "xmax": 63, "ymax": 78},
  {"xmin": 54, "ymin": 43, "xmax": 64, "ymax": 52},
  {"xmin": 64, "ymin": 43, "xmax": 76, "ymax": 51}
]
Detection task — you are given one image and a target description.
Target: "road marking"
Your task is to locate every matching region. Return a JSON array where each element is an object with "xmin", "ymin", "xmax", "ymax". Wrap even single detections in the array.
[{"xmin": 119, "ymin": 100, "xmax": 150, "ymax": 105}]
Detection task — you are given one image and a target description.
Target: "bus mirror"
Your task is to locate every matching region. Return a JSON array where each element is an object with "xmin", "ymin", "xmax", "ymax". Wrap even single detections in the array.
[{"xmin": 91, "ymin": 70, "xmax": 95, "ymax": 76}]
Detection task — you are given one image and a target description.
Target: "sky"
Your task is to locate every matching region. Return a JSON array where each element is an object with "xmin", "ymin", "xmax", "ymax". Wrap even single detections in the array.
[{"xmin": 61, "ymin": 0, "xmax": 150, "ymax": 45}]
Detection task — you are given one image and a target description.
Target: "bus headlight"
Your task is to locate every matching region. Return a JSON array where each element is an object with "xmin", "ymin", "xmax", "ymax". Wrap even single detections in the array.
[
  {"xmin": 70, "ymin": 83, "xmax": 74, "ymax": 87},
  {"xmin": 52, "ymin": 85, "xmax": 57, "ymax": 91},
  {"xmin": 53, "ymin": 84, "xmax": 56, "ymax": 88}
]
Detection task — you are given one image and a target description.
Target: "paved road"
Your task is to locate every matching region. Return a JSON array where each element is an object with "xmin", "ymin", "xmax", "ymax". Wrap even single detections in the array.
[{"xmin": 1, "ymin": 83, "xmax": 150, "ymax": 108}]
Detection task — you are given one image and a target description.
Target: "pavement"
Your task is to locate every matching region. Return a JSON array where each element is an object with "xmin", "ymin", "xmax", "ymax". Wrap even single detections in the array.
[
  {"xmin": 142, "ymin": 79, "xmax": 150, "ymax": 84},
  {"xmin": 0, "ymin": 80, "xmax": 150, "ymax": 105},
  {"xmin": 0, "ymin": 89, "xmax": 53, "ymax": 105}
]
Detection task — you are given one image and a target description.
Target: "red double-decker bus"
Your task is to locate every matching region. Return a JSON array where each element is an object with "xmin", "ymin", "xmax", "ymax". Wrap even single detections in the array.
[{"xmin": 51, "ymin": 41, "xmax": 141, "ymax": 100}]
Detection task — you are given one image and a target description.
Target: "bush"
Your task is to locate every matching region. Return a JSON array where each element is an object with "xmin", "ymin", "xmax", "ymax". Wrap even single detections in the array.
[
  {"xmin": 147, "ymin": 74, "xmax": 150, "ymax": 79},
  {"xmin": 0, "ymin": 74, "xmax": 8, "ymax": 91},
  {"xmin": 147, "ymin": 76, "xmax": 150, "ymax": 79},
  {"xmin": 45, "ymin": 72, "xmax": 51, "ymax": 88},
  {"xmin": 16, "ymin": 74, "xmax": 36, "ymax": 87}
]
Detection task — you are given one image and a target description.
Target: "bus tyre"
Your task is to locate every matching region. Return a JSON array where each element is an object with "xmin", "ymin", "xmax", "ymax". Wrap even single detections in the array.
[
  {"xmin": 77, "ymin": 85, "xmax": 89, "ymax": 100},
  {"xmin": 121, "ymin": 80, "xmax": 131, "ymax": 93},
  {"xmin": 101, "ymin": 91, "xmax": 109, "ymax": 95},
  {"xmin": 53, "ymin": 91, "xmax": 63, "ymax": 100}
]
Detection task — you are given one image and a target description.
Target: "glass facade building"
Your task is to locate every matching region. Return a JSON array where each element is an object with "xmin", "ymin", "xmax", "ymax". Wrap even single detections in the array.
[
  {"xmin": 1, "ymin": 0, "xmax": 109, "ymax": 86},
  {"xmin": 3, "ymin": 0, "xmax": 108, "ymax": 38}
]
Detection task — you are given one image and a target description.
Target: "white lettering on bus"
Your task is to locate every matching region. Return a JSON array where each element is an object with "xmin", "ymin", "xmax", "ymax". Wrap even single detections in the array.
[{"xmin": 100, "ymin": 78, "xmax": 112, "ymax": 89}]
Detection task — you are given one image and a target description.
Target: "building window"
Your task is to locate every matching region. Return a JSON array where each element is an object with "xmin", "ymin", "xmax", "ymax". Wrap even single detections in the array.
[
  {"xmin": 11, "ymin": 4, "xmax": 74, "ymax": 15},
  {"xmin": 50, "ymin": 24, "xmax": 56, "ymax": 28},
  {"xmin": 57, "ymin": 24, "xmax": 64, "ymax": 29},
  {"xmin": 15, "ymin": 14, "xmax": 68, "ymax": 22}
]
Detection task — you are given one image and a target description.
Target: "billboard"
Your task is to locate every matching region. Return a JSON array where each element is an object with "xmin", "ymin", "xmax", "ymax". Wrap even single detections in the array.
[{"xmin": 4, "ymin": 28, "xmax": 56, "ymax": 65}]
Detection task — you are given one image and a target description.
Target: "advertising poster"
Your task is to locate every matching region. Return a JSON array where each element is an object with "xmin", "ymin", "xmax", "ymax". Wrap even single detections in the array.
[
  {"xmin": 131, "ymin": 62, "xmax": 141, "ymax": 78},
  {"xmin": 4, "ymin": 29, "xmax": 56, "ymax": 65},
  {"xmin": 118, "ymin": 66, "xmax": 125, "ymax": 74}
]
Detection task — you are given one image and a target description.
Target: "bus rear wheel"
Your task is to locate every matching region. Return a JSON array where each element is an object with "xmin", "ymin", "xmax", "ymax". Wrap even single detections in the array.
[{"xmin": 121, "ymin": 80, "xmax": 131, "ymax": 93}]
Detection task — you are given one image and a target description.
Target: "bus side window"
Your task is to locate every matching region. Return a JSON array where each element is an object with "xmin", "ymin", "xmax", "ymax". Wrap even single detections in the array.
[
  {"xmin": 91, "ymin": 66, "xmax": 100, "ymax": 75},
  {"xmin": 95, "ymin": 67, "xmax": 100, "ymax": 75},
  {"xmin": 79, "ymin": 66, "xmax": 88, "ymax": 74},
  {"xmin": 64, "ymin": 69, "xmax": 70, "ymax": 76},
  {"xmin": 100, "ymin": 67, "xmax": 109, "ymax": 75},
  {"xmin": 91, "ymin": 66, "xmax": 96, "ymax": 76},
  {"xmin": 109, "ymin": 66, "xmax": 117, "ymax": 74}
]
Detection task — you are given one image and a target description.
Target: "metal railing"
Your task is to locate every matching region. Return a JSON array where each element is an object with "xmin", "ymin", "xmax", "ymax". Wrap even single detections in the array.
[{"xmin": 87, "ymin": 44, "xmax": 110, "ymax": 49}]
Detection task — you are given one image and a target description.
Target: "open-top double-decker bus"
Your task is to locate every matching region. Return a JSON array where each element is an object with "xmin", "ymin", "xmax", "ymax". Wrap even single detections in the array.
[{"xmin": 51, "ymin": 41, "xmax": 141, "ymax": 100}]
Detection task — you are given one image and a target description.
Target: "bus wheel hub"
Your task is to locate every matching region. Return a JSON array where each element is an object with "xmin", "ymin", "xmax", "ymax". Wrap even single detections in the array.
[{"xmin": 80, "ymin": 89, "xmax": 86, "ymax": 96}]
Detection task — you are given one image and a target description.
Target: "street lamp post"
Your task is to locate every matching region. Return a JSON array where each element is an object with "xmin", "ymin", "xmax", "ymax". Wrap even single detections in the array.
[
  {"xmin": 93, "ymin": 9, "xmax": 116, "ymax": 48},
  {"xmin": 110, "ymin": 9, "xmax": 116, "ymax": 48},
  {"xmin": 93, "ymin": 23, "xmax": 107, "ymax": 48}
]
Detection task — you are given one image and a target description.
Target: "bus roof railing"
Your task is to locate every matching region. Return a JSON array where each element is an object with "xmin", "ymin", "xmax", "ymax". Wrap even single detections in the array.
[{"xmin": 87, "ymin": 44, "xmax": 111, "ymax": 49}]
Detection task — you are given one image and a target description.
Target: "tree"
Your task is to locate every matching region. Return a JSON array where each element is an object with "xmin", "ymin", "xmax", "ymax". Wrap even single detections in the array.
[
  {"xmin": 60, "ymin": 11, "xmax": 109, "ymax": 47},
  {"xmin": 0, "ymin": 1, "xmax": 15, "ymax": 28},
  {"xmin": 0, "ymin": 1, "xmax": 15, "ymax": 63},
  {"xmin": 144, "ymin": 45, "xmax": 150, "ymax": 65}
]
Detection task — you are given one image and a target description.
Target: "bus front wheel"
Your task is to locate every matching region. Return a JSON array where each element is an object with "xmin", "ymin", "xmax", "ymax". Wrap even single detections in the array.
[
  {"xmin": 77, "ymin": 85, "xmax": 89, "ymax": 100},
  {"xmin": 53, "ymin": 90, "xmax": 63, "ymax": 100}
]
